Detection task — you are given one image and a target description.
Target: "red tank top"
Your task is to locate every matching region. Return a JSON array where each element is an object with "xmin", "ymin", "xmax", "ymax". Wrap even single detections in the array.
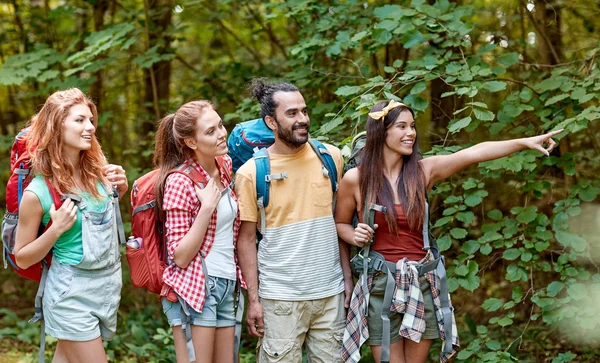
[{"xmin": 370, "ymin": 204, "xmax": 426, "ymax": 262}]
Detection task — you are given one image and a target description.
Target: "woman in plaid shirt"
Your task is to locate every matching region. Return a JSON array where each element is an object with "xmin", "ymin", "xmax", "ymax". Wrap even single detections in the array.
[
  {"xmin": 336, "ymin": 100, "xmax": 562, "ymax": 363},
  {"xmin": 154, "ymin": 100, "xmax": 245, "ymax": 363}
]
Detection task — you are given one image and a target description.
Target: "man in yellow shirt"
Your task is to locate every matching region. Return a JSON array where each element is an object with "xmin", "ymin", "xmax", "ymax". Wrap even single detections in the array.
[{"xmin": 235, "ymin": 78, "xmax": 352, "ymax": 362}]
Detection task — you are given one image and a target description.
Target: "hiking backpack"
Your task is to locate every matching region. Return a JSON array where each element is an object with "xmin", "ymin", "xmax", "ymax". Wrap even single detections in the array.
[
  {"xmin": 2, "ymin": 128, "xmax": 60, "ymax": 281},
  {"xmin": 227, "ymin": 118, "xmax": 275, "ymax": 173},
  {"xmin": 127, "ymin": 162, "xmax": 209, "ymax": 295},
  {"xmin": 227, "ymin": 118, "xmax": 339, "ymax": 235}
]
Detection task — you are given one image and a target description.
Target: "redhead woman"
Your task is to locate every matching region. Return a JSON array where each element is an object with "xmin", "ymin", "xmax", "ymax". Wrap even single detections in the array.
[
  {"xmin": 14, "ymin": 88, "xmax": 128, "ymax": 363},
  {"xmin": 337, "ymin": 100, "xmax": 561, "ymax": 363},
  {"xmin": 154, "ymin": 101, "xmax": 246, "ymax": 363}
]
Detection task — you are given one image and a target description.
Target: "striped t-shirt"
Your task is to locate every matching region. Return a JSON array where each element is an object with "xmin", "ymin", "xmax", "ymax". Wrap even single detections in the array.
[{"xmin": 235, "ymin": 142, "xmax": 344, "ymax": 300}]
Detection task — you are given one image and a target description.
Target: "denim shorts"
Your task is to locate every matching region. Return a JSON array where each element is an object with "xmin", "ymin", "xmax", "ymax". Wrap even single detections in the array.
[
  {"xmin": 43, "ymin": 259, "xmax": 122, "ymax": 341},
  {"xmin": 162, "ymin": 276, "xmax": 237, "ymax": 328}
]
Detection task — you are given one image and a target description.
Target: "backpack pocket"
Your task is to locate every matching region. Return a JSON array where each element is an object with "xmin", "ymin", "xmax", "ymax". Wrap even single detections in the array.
[
  {"xmin": 2, "ymin": 212, "xmax": 19, "ymax": 254},
  {"xmin": 126, "ymin": 242, "xmax": 166, "ymax": 294}
]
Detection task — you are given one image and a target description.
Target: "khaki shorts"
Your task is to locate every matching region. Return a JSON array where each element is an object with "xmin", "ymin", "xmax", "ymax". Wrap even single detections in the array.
[
  {"xmin": 367, "ymin": 273, "xmax": 439, "ymax": 345},
  {"xmin": 257, "ymin": 292, "xmax": 345, "ymax": 363}
]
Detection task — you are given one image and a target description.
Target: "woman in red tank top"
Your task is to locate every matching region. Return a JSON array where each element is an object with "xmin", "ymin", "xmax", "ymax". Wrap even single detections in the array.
[{"xmin": 335, "ymin": 100, "xmax": 562, "ymax": 363}]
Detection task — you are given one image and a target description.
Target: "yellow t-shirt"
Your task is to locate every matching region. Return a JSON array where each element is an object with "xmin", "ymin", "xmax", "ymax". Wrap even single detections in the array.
[{"xmin": 235, "ymin": 142, "xmax": 344, "ymax": 300}]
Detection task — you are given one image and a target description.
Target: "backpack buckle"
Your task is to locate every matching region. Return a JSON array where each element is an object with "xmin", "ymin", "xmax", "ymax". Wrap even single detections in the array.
[{"xmin": 265, "ymin": 173, "xmax": 287, "ymax": 182}]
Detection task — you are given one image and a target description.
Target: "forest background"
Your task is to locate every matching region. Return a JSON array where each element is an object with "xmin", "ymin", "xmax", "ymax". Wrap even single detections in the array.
[{"xmin": 0, "ymin": 0, "xmax": 599, "ymax": 362}]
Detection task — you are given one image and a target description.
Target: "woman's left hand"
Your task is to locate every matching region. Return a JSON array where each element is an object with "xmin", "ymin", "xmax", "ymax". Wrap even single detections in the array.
[
  {"xmin": 524, "ymin": 129, "xmax": 564, "ymax": 156},
  {"xmin": 103, "ymin": 164, "xmax": 128, "ymax": 197}
]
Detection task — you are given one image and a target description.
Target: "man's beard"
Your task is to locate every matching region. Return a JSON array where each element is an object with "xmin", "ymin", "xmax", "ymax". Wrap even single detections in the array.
[{"xmin": 275, "ymin": 116, "xmax": 309, "ymax": 149}]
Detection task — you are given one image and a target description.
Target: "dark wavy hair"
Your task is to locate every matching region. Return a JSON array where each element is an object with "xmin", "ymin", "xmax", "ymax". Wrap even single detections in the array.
[
  {"xmin": 249, "ymin": 78, "xmax": 299, "ymax": 122},
  {"xmin": 358, "ymin": 101, "xmax": 426, "ymax": 232}
]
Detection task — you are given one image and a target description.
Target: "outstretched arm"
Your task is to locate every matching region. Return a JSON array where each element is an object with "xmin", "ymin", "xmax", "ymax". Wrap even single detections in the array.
[{"xmin": 421, "ymin": 129, "xmax": 563, "ymax": 188}]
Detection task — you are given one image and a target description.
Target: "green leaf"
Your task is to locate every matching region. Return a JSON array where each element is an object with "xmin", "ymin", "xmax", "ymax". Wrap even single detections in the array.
[
  {"xmin": 497, "ymin": 316, "xmax": 513, "ymax": 327},
  {"xmin": 480, "ymin": 244, "xmax": 493, "ymax": 255},
  {"xmin": 482, "ymin": 298, "xmax": 503, "ymax": 311},
  {"xmin": 448, "ymin": 116, "xmax": 472, "ymax": 133},
  {"xmin": 483, "ymin": 81, "xmax": 507, "ymax": 92},
  {"xmin": 433, "ymin": 216, "xmax": 453, "ymax": 228},
  {"xmin": 552, "ymin": 352, "xmax": 577, "ymax": 363},
  {"xmin": 571, "ymin": 87, "xmax": 594, "ymax": 104},
  {"xmin": 517, "ymin": 206, "xmax": 538, "ymax": 224},
  {"xmin": 477, "ymin": 325, "xmax": 488, "ymax": 334},
  {"xmin": 403, "ymin": 30, "xmax": 425, "ymax": 49},
  {"xmin": 335, "ymin": 85, "xmax": 361, "ymax": 96},
  {"xmin": 457, "ymin": 350, "xmax": 474, "ymax": 360},
  {"xmin": 458, "ymin": 274, "xmax": 480, "ymax": 291},
  {"xmin": 498, "ymin": 52, "xmax": 520, "ymax": 67},
  {"xmin": 351, "ymin": 31, "xmax": 368, "ymax": 42},
  {"xmin": 473, "ymin": 108, "xmax": 495, "ymax": 121},
  {"xmin": 437, "ymin": 235, "xmax": 452, "ymax": 252},
  {"xmin": 373, "ymin": 29, "xmax": 393, "ymax": 45},
  {"xmin": 555, "ymin": 230, "xmax": 588, "ymax": 252},
  {"xmin": 462, "ymin": 240, "xmax": 479, "ymax": 255},
  {"xmin": 487, "ymin": 209, "xmax": 503, "ymax": 221},
  {"xmin": 450, "ymin": 228, "xmax": 468, "ymax": 239},
  {"xmin": 456, "ymin": 211, "xmax": 474, "ymax": 224},
  {"xmin": 455, "ymin": 265, "xmax": 469, "ymax": 276},
  {"xmin": 410, "ymin": 81, "xmax": 427, "ymax": 94},
  {"xmin": 503, "ymin": 248, "xmax": 521, "ymax": 261},
  {"xmin": 486, "ymin": 340, "xmax": 501, "ymax": 350},
  {"xmin": 521, "ymin": 251, "xmax": 533, "ymax": 262},
  {"xmin": 545, "ymin": 93, "xmax": 570, "ymax": 106},
  {"xmin": 519, "ymin": 87, "xmax": 533, "ymax": 102},
  {"xmin": 384, "ymin": 66, "xmax": 396, "ymax": 74},
  {"xmin": 546, "ymin": 281, "xmax": 564, "ymax": 297}
]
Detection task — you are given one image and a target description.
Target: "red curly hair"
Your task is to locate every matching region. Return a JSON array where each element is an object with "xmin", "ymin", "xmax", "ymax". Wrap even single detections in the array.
[{"xmin": 28, "ymin": 88, "xmax": 109, "ymax": 199}]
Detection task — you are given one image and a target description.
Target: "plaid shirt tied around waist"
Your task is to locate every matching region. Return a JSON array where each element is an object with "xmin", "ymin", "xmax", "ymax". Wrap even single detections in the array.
[
  {"xmin": 162, "ymin": 156, "xmax": 246, "ymax": 312},
  {"xmin": 342, "ymin": 252, "xmax": 459, "ymax": 363}
]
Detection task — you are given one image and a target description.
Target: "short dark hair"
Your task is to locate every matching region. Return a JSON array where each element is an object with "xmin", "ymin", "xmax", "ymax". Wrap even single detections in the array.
[{"xmin": 249, "ymin": 78, "xmax": 299, "ymax": 119}]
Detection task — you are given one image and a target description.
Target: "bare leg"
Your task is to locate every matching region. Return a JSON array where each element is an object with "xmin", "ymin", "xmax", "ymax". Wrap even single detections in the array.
[
  {"xmin": 212, "ymin": 326, "xmax": 234, "ymax": 363},
  {"xmin": 403, "ymin": 338, "xmax": 432, "ymax": 363},
  {"xmin": 52, "ymin": 340, "xmax": 69, "ymax": 363},
  {"xmin": 172, "ymin": 325, "xmax": 217, "ymax": 363},
  {"xmin": 370, "ymin": 339, "xmax": 406, "ymax": 363},
  {"xmin": 59, "ymin": 338, "xmax": 107, "ymax": 363}
]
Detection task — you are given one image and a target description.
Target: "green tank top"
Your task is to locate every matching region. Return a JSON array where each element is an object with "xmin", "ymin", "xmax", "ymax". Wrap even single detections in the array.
[{"xmin": 25, "ymin": 175, "xmax": 111, "ymax": 265}]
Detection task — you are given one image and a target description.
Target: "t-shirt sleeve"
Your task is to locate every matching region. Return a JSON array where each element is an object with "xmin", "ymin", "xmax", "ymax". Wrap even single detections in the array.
[
  {"xmin": 24, "ymin": 176, "xmax": 52, "ymax": 214},
  {"xmin": 234, "ymin": 170, "xmax": 258, "ymax": 223}
]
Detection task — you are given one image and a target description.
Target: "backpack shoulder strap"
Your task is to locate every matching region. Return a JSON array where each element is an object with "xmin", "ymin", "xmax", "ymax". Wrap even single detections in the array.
[
  {"xmin": 253, "ymin": 148, "xmax": 270, "ymax": 210},
  {"xmin": 307, "ymin": 139, "xmax": 338, "ymax": 194},
  {"xmin": 169, "ymin": 162, "xmax": 209, "ymax": 188}
]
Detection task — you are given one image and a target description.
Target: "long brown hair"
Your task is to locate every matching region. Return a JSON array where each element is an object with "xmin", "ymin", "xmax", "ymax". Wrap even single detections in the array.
[
  {"xmin": 358, "ymin": 100, "xmax": 426, "ymax": 232},
  {"xmin": 154, "ymin": 100, "xmax": 213, "ymax": 214},
  {"xmin": 28, "ymin": 88, "xmax": 108, "ymax": 198}
]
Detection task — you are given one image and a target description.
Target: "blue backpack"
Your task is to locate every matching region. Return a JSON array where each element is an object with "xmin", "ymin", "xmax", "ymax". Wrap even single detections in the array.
[{"xmin": 227, "ymin": 118, "xmax": 338, "ymax": 234}]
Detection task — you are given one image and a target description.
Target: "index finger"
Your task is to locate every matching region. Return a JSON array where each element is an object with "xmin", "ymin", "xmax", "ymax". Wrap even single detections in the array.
[{"xmin": 546, "ymin": 129, "xmax": 564, "ymax": 138}]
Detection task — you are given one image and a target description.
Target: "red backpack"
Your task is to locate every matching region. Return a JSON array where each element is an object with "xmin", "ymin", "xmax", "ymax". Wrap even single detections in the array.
[
  {"xmin": 2, "ymin": 128, "xmax": 63, "ymax": 281},
  {"xmin": 127, "ymin": 161, "xmax": 212, "ymax": 296}
]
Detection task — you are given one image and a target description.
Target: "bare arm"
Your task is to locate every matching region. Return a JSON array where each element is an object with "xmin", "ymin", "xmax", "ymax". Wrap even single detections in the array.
[
  {"xmin": 172, "ymin": 179, "xmax": 221, "ymax": 269},
  {"xmin": 335, "ymin": 168, "xmax": 377, "ymax": 248},
  {"xmin": 14, "ymin": 192, "xmax": 77, "ymax": 269},
  {"xmin": 237, "ymin": 220, "xmax": 264, "ymax": 337},
  {"xmin": 421, "ymin": 129, "xmax": 563, "ymax": 188}
]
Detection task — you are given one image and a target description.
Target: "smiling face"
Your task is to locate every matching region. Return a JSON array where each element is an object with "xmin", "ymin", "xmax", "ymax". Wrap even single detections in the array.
[
  {"xmin": 384, "ymin": 109, "xmax": 417, "ymax": 156},
  {"xmin": 270, "ymin": 91, "xmax": 310, "ymax": 149},
  {"xmin": 184, "ymin": 108, "xmax": 228, "ymax": 158},
  {"xmin": 61, "ymin": 103, "xmax": 96, "ymax": 154}
]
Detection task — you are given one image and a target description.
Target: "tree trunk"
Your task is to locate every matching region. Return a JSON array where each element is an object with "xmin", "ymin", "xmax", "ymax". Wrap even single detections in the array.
[{"xmin": 142, "ymin": 0, "xmax": 173, "ymax": 136}]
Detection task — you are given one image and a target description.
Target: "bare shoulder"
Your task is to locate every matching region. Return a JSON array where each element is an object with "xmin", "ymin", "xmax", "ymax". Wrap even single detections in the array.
[{"xmin": 341, "ymin": 167, "xmax": 360, "ymax": 187}]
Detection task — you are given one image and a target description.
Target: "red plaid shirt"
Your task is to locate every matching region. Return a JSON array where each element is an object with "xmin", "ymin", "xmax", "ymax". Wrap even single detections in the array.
[{"xmin": 162, "ymin": 156, "xmax": 245, "ymax": 312}]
